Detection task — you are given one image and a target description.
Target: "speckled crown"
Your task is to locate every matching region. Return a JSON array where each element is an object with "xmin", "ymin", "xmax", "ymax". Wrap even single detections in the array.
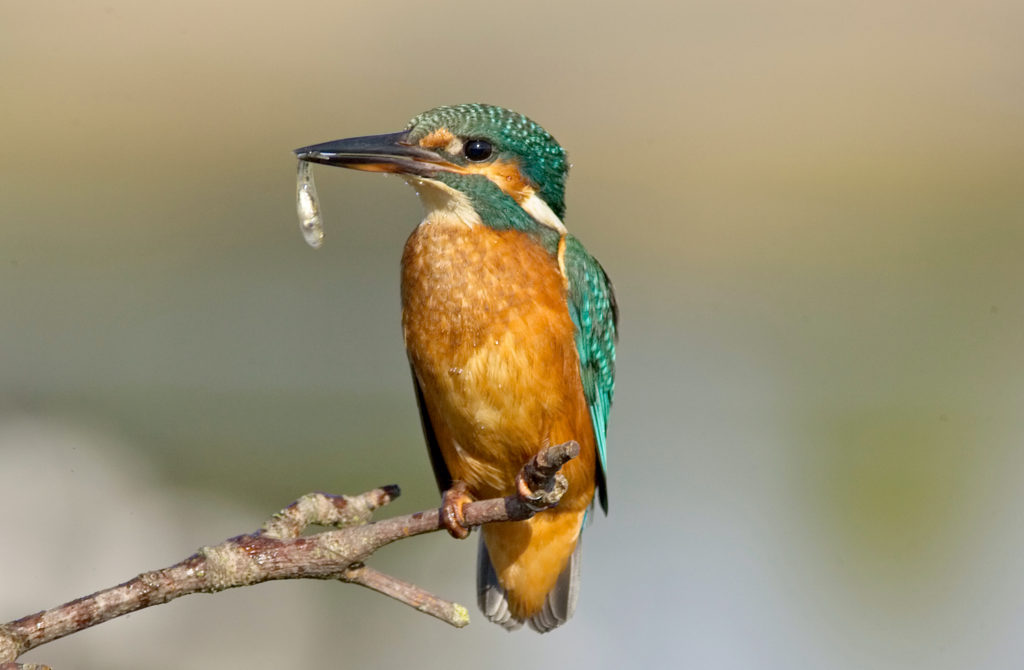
[{"xmin": 406, "ymin": 103, "xmax": 569, "ymax": 218}]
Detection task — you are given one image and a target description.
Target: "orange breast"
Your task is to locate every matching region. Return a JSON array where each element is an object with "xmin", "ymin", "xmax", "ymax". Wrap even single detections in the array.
[{"xmin": 401, "ymin": 217, "xmax": 596, "ymax": 619}]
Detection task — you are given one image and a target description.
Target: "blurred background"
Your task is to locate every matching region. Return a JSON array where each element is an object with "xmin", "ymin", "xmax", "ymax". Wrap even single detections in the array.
[{"xmin": 3, "ymin": 1, "xmax": 1023, "ymax": 668}]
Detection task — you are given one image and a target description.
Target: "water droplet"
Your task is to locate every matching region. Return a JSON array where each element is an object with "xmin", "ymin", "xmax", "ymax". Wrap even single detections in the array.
[{"xmin": 296, "ymin": 160, "xmax": 324, "ymax": 249}]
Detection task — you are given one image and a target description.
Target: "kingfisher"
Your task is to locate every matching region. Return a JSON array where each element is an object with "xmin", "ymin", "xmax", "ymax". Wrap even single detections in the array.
[{"xmin": 294, "ymin": 104, "xmax": 616, "ymax": 632}]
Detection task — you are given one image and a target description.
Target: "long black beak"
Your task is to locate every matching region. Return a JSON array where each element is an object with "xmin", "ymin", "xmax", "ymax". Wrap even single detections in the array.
[{"xmin": 293, "ymin": 131, "xmax": 449, "ymax": 177}]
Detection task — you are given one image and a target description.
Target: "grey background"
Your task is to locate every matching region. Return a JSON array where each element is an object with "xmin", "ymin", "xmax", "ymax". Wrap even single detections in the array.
[{"xmin": 3, "ymin": 1, "xmax": 1024, "ymax": 668}]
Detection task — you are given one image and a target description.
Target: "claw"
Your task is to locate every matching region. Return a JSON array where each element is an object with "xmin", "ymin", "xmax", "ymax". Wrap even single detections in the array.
[
  {"xmin": 515, "ymin": 470, "xmax": 560, "ymax": 513},
  {"xmin": 441, "ymin": 481, "xmax": 474, "ymax": 539}
]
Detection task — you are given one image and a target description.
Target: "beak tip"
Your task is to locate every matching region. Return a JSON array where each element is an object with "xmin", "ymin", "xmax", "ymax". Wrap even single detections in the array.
[{"xmin": 294, "ymin": 148, "xmax": 331, "ymax": 165}]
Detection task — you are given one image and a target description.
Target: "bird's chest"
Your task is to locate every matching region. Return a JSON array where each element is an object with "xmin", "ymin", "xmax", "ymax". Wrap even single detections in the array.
[
  {"xmin": 402, "ymin": 220, "xmax": 559, "ymax": 342},
  {"xmin": 401, "ymin": 217, "xmax": 578, "ymax": 479},
  {"xmin": 401, "ymin": 216, "xmax": 569, "ymax": 372}
]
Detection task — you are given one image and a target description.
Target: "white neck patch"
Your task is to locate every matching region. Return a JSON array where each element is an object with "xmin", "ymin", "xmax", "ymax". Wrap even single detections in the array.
[
  {"xmin": 404, "ymin": 174, "xmax": 568, "ymax": 235},
  {"xmin": 520, "ymin": 192, "xmax": 568, "ymax": 235}
]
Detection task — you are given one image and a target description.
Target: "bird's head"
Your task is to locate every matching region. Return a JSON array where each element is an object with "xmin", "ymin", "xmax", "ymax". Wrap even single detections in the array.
[{"xmin": 295, "ymin": 104, "xmax": 569, "ymax": 236}]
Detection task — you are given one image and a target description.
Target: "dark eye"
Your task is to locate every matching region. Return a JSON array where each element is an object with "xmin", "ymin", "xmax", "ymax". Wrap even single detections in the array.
[{"xmin": 464, "ymin": 139, "xmax": 493, "ymax": 161}]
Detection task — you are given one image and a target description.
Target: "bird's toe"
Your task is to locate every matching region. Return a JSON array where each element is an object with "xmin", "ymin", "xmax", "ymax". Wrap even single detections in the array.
[{"xmin": 441, "ymin": 481, "xmax": 474, "ymax": 539}]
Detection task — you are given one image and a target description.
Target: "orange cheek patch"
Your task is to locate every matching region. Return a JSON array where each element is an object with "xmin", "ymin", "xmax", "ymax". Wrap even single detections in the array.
[
  {"xmin": 418, "ymin": 127, "xmax": 456, "ymax": 149},
  {"xmin": 412, "ymin": 136, "xmax": 536, "ymax": 204},
  {"xmin": 460, "ymin": 159, "xmax": 535, "ymax": 203}
]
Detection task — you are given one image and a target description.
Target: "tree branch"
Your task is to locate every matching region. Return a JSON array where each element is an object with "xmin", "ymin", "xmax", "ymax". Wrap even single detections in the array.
[{"xmin": 0, "ymin": 441, "xmax": 580, "ymax": 665}]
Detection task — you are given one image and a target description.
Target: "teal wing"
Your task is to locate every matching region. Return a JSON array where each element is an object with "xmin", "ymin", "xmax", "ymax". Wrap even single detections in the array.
[{"xmin": 563, "ymin": 235, "xmax": 617, "ymax": 514}]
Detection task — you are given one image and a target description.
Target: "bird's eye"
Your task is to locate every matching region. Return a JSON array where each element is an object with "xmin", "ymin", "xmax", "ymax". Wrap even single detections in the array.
[{"xmin": 464, "ymin": 139, "xmax": 493, "ymax": 161}]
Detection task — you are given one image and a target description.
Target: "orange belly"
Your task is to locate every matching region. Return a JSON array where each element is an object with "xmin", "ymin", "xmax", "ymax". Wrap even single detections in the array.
[{"xmin": 401, "ymin": 218, "xmax": 596, "ymax": 619}]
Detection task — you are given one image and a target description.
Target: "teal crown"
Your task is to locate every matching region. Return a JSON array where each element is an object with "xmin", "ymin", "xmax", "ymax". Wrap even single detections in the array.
[{"xmin": 405, "ymin": 103, "xmax": 569, "ymax": 218}]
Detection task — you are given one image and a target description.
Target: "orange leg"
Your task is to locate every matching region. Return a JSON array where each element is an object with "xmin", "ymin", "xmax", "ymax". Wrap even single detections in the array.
[
  {"xmin": 515, "ymin": 470, "xmax": 547, "ymax": 511},
  {"xmin": 441, "ymin": 480, "xmax": 474, "ymax": 539}
]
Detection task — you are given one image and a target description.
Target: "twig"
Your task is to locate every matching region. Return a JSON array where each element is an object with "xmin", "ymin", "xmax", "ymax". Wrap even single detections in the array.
[
  {"xmin": 258, "ymin": 487, "xmax": 401, "ymax": 539},
  {"xmin": 0, "ymin": 441, "xmax": 579, "ymax": 665},
  {"xmin": 341, "ymin": 564, "xmax": 470, "ymax": 626}
]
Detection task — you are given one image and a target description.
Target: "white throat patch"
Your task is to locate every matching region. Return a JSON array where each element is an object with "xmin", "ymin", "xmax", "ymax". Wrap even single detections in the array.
[
  {"xmin": 403, "ymin": 175, "xmax": 568, "ymax": 235},
  {"xmin": 403, "ymin": 176, "xmax": 482, "ymax": 229}
]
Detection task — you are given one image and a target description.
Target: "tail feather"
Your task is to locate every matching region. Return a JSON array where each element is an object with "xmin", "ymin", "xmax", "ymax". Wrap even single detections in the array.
[
  {"xmin": 477, "ymin": 537, "xmax": 524, "ymax": 631},
  {"xmin": 528, "ymin": 535, "xmax": 582, "ymax": 633},
  {"xmin": 477, "ymin": 534, "xmax": 582, "ymax": 633}
]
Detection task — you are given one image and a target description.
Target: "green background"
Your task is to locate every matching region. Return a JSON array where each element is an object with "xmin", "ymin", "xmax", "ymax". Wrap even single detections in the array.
[{"xmin": 3, "ymin": 1, "xmax": 1023, "ymax": 668}]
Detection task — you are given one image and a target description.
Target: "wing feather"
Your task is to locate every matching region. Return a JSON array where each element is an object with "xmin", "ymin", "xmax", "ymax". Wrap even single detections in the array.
[
  {"xmin": 409, "ymin": 363, "xmax": 452, "ymax": 493},
  {"xmin": 562, "ymin": 235, "xmax": 616, "ymax": 513}
]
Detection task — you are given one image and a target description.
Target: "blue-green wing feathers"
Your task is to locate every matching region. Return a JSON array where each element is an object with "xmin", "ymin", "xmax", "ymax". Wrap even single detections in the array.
[{"xmin": 563, "ymin": 235, "xmax": 616, "ymax": 514}]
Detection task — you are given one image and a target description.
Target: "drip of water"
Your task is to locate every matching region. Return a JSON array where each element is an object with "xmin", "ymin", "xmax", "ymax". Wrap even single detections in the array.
[{"xmin": 296, "ymin": 160, "xmax": 324, "ymax": 249}]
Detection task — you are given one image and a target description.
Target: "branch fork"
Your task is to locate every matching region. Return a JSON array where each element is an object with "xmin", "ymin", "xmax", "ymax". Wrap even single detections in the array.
[{"xmin": 0, "ymin": 441, "xmax": 580, "ymax": 666}]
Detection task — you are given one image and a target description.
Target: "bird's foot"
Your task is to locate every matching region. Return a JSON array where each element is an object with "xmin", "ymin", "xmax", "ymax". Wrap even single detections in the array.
[
  {"xmin": 441, "ymin": 481, "xmax": 474, "ymax": 539},
  {"xmin": 515, "ymin": 468, "xmax": 569, "ymax": 513}
]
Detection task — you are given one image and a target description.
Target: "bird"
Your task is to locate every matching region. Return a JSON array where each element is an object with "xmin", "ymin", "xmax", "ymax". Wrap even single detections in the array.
[{"xmin": 294, "ymin": 104, "xmax": 616, "ymax": 632}]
